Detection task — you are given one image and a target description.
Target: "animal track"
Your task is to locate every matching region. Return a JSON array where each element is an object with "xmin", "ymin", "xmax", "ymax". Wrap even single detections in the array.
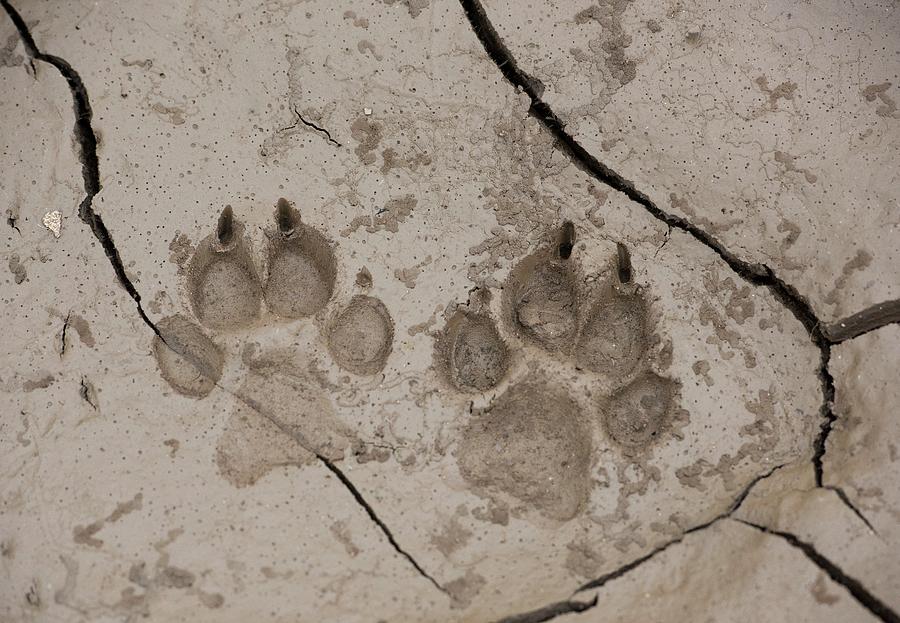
[
  {"xmin": 600, "ymin": 372, "xmax": 678, "ymax": 451},
  {"xmin": 152, "ymin": 314, "xmax": 224, "ymax": 397},
  {"xmin": 153, "ymin": 200, "xmax": 397, "ymax": 486},
  {"xmin": 575, "ymin": 285, "xmax": 651, "ymax": 384},
  {"xmin": 503, "ymin": 249, "xmax": 578, "ymax": 351},
  {"xmin": 326, "ymin": 295, "xmax": 395, "ymax": 376},
  {"xmin": 444, "ymin": 222, "xmax": 682, "ymax": 521},
  {"xmin": 264, "ymin": 198, "xmax": 337, "ymax": 319},
  {"xmin": 217, "ymin": 351, "xmax": 353, "ymax": 487},
  {"xmin": 186, "ymin": 206, "xmax": 263, "ymax": 330},
  {"xmin": 457, "ymin": 376, "xmax": 592, "ymax": 521},
  {"xmin": 158, "ymin": 213, "xmax": 681, "ymax": 524},
  {"xmin": 436, "ymin": 310, "xmax": 509, "ymax": 392}
]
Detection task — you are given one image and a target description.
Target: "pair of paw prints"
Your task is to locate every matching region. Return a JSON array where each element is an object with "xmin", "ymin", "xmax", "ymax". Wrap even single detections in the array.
[
  {"xmin": 153, "ymin": 198, "xmax": 395, "ymax": 400},
  {"xmin": 439, "ymin": 223, "xmax": 682, "ymax": 521}
]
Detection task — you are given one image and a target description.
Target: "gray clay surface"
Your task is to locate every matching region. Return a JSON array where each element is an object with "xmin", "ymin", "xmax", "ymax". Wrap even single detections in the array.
[{"xmin": 1, "ymin": 0, "xmax": 898, "ymax": 621}]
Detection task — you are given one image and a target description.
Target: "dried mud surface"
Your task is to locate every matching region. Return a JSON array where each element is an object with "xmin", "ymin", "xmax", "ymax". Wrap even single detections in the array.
[{"xmin": 1, "ymin": 0, "xmax": 898, "ymax": 622}]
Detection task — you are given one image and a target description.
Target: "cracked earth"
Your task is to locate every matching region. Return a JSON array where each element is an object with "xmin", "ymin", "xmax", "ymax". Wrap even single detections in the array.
[{"xmin": 1, "ymin": 0, "xmax": 899, "ymax": 621}]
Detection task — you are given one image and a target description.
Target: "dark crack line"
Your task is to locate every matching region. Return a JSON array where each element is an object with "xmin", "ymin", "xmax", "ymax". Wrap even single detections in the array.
[
  {"xmin": 826, "ymin": 485, "xmax": 878, "ymax": 535},
  {"xmin": 824, "ymin": 299, "xmax": 900, "ymax": 343},
  {"xmin": 736, "ymin": 520, "xmax": 899, "ymax": 623},
  {"xmin": 216, "ymin": 382, "xmax": 447, "ymax": 595},
  {"xmin": 79, "ymin": 377, "xmax": 97, "ymax": 410},
  {"xmin": 576, "ymin": 463, "xmax": 784, "ymax": 595},
  {"xmin": 2, "ymin": 0, "xmax": 161, "ymax": 338},
  {"xmin": 289, "ymin": 106, "xmax": 342, "ymax": 147},
  {"xmin": 487, "ymin": 464, "xmax": 782, "ymax": 623},
  {"xmin": 59, "ymin": 312, "xmax": 71, "ymax": 356},
  {"xmin": 316, "ymin": 456, "xmax": 446, "ymax": 593},
  {"xmin": 458, "ymin": 0, "xmax": 850, "ymax": 510},
  {"xmin": 492, "ymin": 595, "xmax": 598, "ymax": 623}
]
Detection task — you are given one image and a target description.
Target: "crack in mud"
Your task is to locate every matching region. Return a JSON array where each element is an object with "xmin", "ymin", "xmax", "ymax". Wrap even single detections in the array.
[
  {"xmin": 826, "ymin": 486, "xmax": 878, "ymax": 535},
  {"xmin": 736, "ymin": 520, "xmax": 899, "ymax": 623},
  {"xmin": 217, "ymin": 383, "xmax": 447, "ymax": 595},
  {"xmin": 1, "ymin": 0, "xmax": 161, "ymax": 338},
  {"xmin": 492, "ymin": 595, "xmax": 598, "ymax": 623},
  {"xmin": 283, "ymin": 106, "xmax": 342, "ymax": 147},
  {"xmin": 575, "ymin": 463, "xmax": 784, "ymax": 593},
  {"xmin": 456, "ymin": 0, "xmax": 868, "ymax": 520},
  {"xmin": 493, "ymin": 465, "xmax": 784, "ymax": 622},
  {"xmin": 824, "ymin": 299, "xmax": 900, "ymax": 343}
]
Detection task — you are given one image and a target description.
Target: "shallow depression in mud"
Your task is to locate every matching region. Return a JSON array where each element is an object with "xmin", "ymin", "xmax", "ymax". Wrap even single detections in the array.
[
  {"xmin": 457, "ymin": 376, "xmax": 592, "ymax": 521},
  {"xmin": 186, "ymin": 207, "xmax": 262, "ymax": 330},
  {"xmin": 503, "ymin": 251, "xmax": 579, "ymax": 352},
  {"xmin": 575, "ymin": 287, "xmax": 651, "ymax": 384},
  {"xmin": 437, "ymin": 311, "xmax": 509, "ymax": 392},
  {"xmin": 600, "ymin": 372, "xmax": 678, "ymax": 451},
  {"xmin": 263, "ymin": 198, "xmax": 337, "ymax": 319},
  {"xmin": 326, "ymin": 295, "xmax": 395, "ymax": 375},
  {"xmin": 152, "ymin": 315, "xmax": 224, "ymax": 398}
]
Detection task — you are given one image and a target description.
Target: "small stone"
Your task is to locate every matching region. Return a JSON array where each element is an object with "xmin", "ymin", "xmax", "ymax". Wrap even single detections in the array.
[{"xmin": 42, "ymin": 211, "xmax": 61, "ymax": 238}]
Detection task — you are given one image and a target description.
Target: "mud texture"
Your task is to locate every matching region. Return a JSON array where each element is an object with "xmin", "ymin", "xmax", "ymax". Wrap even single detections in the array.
[
  {"xmin": 457, "ymin": 377, "xmax": 592, "ymax": 522},
  {"xmin": 436, "ymin": 310, "xmax": 509, "ymax": 392},
  {"xmin": 186, "ymin": 207, "xmax": 263, "ymax": 330},
  {"xmin": 263, "ymin": 198, "xmax": 337, "ymax": 319},
  {"xmin": 152, "ymin": 315, "xmax": 224, "ymax": 397},
  {"xmin": 2, "ymin": 0, "xmax": 898, "ymax": 621},
  {"xmin": 326, "ymin": 295, "xmax": 395, "ymax": 375}
]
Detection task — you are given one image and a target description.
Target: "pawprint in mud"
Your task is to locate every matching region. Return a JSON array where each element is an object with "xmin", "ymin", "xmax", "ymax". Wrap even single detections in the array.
[
  {"xmin": 434, "ymin": 222, "xmax": 685, "ymax": 522},
  {"xmin": 152, "ymin": 199, "xmax": 395, "ymax": 485}
]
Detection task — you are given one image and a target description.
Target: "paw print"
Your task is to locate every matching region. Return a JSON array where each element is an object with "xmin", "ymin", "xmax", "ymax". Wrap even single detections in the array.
[
  {"xmin": 440, "ymin": 222, "xmax": 683, "ymax": 522},
  {"xmin": 151, "ymin": 199, "xmax": 395, "ymax": 486}
]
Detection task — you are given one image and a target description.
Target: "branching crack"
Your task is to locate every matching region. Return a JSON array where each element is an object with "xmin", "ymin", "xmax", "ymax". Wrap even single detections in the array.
[
  {"xmin": 217, "ymin": 383, "xmax": 447, "ymax": 595},
  {"xmin": 576, "ymin": 463, "xmax": 784, "ymax": 595},
  {"xmin": 491, "ymin": 465, "xmax": 783, "ymax": 622},
  {"xmin": 456, "ymin": 0, "xmax": 861, "ymax": 518},
  {"xmin": 826, "ymin": 485, "xmax": 878, "ymax": 535},
  {"xmin": 736, "ymin": 519, "xmax": 899, "ymax": 623},
  {"xmin": 1, "ymin": 0, "xmax": 161, "ymax": 338},
  {"xmin": 285, "ymin": 106, "xmax": 342, "ymax": 147}
]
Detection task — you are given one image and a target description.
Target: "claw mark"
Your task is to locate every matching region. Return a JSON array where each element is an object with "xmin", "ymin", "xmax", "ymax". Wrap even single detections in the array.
[
  {"xmin": 216, "ymin": 206, "xmax": 234, "ymax": 246},
  {"xmin": 59, "ymin": 312, "xmax": 71, "ymax": 356},
  {"xmin": 615, "ymin": 242, "xmax": 632, "ymax": 284},
  {"xmin": 6, "ymin": 207, "xmax": 21, "ymax": 234},
  {"xmin": 557, "ymin": 220, "xmax": 575, "ymax": 259},
  {"xmin": 737, "ymin": 520, "xmax": 899, "ymax": 623},
  {"xmin": 79, "ymin": 377, "xmax": 98, "ymax": 410},
  {"xmin": 1, "ymin": 0, "xmax": 161, "ymax": 338}
]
